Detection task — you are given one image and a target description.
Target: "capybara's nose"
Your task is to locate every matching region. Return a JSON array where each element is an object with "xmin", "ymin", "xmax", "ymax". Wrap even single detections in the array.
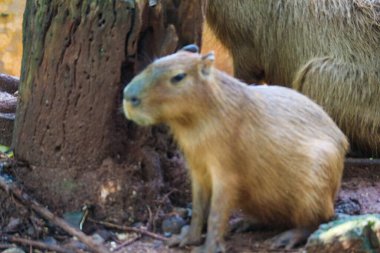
[{"xmin": 123, "ymin": 86, "xmax": 141, "ymax": 107}]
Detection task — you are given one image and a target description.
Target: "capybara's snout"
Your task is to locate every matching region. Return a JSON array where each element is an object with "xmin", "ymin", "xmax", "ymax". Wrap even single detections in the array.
[{"xmin": 123, "ymin": 82, "xmax": 143, "ymax": 108}]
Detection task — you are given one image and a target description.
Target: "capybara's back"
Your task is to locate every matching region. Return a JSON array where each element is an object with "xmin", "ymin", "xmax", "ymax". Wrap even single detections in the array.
[
  {"xmin": 206, "ymin": 0, "xmax": 380, "ymax": 157},
  {"xmin": 123, "ymin": 46, "xmax": 349, "ymax": 251},
  {"xmin": 238, "ymin": 84, "xmax": 347, "ymax": 227}
]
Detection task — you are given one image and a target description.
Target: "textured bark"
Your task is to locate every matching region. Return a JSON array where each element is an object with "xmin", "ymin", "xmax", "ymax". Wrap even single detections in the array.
[{"xmin": 12, "ymin": 0, "xmax": 204, "ymax": 219}]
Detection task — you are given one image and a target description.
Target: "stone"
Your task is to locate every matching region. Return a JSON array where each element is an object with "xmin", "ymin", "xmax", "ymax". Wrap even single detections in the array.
[{"xmin": 306, "ymin": 214, "xmax": 380, "ymax": 252}]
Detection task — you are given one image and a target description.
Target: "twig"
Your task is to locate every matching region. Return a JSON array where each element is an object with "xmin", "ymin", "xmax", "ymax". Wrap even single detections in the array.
[
  {"xmin": 145, "ymin": 205, "xmax": 153, "ymax": 231},
  {"xmin": 88, "ymin": 218, "xmax": 168, "ymax": 242},
  {"xmin": 0, "ymin": 175, "xmax": 112, "ymax": 253},
  {"xmin": 1, "ymin": 235, "xmax": 75, "ymax": 253},
  {"xmin": 0, "ymin": 73, "xmax": 19, "ymax": 94},
  {"xmin": 113, "ymin": 234, "xmax": 141, "ymax": 252}
]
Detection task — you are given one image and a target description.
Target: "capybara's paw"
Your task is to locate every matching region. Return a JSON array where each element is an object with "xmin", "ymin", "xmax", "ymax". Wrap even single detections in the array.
[
  {"xmin": 179, "ymin": 225, "xmax": 203, "ymax": 247},
  {"xmin": 179, "ymin": 235, "xmax": 203, "ymax": 247},
  {"xmin": 269, "ymin": 228, "xmax": 311, "ymax": 249},
  {"xmin": 167, "ymin": 225, "xmax": 203, "ymax": 247},
  {"xmin": 229, "ymin": 217, "xmax": 263, "ymax": 234},
  {"xmin": 167, "ymin": 234, "xmax": 182, "ymax": 247},
  {"xmin": 191, "ymin": 245, "xmax": 205, "ymax": 253},
  {"xmin": 191, "ymin": 242, "xmax": 226, "ymax": 253}
]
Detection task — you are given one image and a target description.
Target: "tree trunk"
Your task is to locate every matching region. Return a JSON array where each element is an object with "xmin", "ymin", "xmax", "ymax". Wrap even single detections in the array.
[{"xmin": 12, "ymin": 0, "xmax": 204, "ymax": 221}]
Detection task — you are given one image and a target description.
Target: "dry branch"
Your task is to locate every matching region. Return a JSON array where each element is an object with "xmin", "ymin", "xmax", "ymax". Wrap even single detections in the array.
[
  {"xmin": 0, "ymin": 243, "xmax": 13, "ymax": 250},
  {"xmin": 88, "ymin": 218, "xmax": 168, "ymax": 242},
  {"xmin": 1, "ymin": 235, "xmax": 76, "ymax": 253},
  {"xmin": 0, "ymin": 74, "xmax": 19, "ymax": 94},
  {"xmin": 112, "ymin": 234, "xmax": 141, "ymax": 252},
  {"xmin": 0, "ymin": 91, "xmax": 17, "ymax": 113},
  {"xmin": 0, "ymin": 175, "xmax": 112, "ymax": 253}
]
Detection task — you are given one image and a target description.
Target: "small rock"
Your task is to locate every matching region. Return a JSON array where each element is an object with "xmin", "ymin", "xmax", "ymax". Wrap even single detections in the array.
[
  {"xmin": 116, "ymin": 232, "xmax": 138, "ymax": 241},
  {"xmin": 42, "ymin": 236, "xmax": 57, "ymax": 246},
  {"xmin": 306, "ymin": 214, "xmax": 380, "ymax": 252},
  {"xmin": 1, "ymin": 248, "xmax": 25, "ymax": 253},
  {"xmin": 63, "ymin": 211, "xmax": 85, "ymax": 229},
  {"xmin": 63, "ymin": 238, "xmax": 87, "ymax": 251},
  {"xmin": 162, "ymin": 215, "xmax": 186, "ymax": 235},
  {"xmin": 335, "ymin": 198, "xmax": 361, "ymax": 215},
  {"xmin": 172, "ymin": 207, "xmax": 189, "ymax": 219},
  {"xmin": 26, "ymin": 226, "xmax": 37, "ymax": 237},
  {"xmin": 95, "ymin": 229, "xmax": 113, "ymax": 241},
  {"xmin": 109, "ymin": 241, "xmax": 117, "ymax": 251},
  {"xmin": 131, "ymin": 222, "xmax": 145, "ymax": 228},
  {"xmin": 91, "ymin": 233, "xmax": 105, "ymax": 245},
  {"xmin": 4, "ymin": 217, "xmax": 22, "ymax": 233}
]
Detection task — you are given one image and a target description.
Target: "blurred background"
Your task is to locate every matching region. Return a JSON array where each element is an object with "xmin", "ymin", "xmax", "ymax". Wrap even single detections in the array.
[{"xmin": 0, "ymin": 0, "xmax": 25, "ymax": 77}]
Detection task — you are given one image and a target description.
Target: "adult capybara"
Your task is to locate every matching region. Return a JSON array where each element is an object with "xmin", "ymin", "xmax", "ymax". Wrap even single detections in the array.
[
  {"xmin": 122, "ymin": 45, "xmax": 349, "ymax": 252},
  {"xmin": 206, "ymin": 0, "xmax": 380, "ymax": 157}
]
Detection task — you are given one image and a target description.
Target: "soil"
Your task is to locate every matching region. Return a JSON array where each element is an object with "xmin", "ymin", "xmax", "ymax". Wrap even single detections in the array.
[{"xmin": 1, "ymin": 160, "xmax": 379, "ymax": 253}]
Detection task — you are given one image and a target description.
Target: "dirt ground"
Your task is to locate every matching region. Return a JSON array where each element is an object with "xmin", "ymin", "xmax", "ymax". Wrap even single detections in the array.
[
  {"xmin": 1, "ymin": 160, "xmax": 379, "ymax": 253},
  {"xmin": 114, "ymin": 162, "xmax": 380, "ymax": 253}
]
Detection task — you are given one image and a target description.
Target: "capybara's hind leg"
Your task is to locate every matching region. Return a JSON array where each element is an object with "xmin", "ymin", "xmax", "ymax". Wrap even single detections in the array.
[
  {"xmin": 269, "ymin": 228, "xmax": 311, "ymax": 250},
  {"xmin": 229, "ymin": 217, "xmax": 265, "ymax": 234}
]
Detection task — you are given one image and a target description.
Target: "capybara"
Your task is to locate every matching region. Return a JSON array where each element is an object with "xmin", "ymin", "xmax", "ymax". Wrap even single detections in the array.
[
  {"xmin": 206, "ymin": 0, "xmax": 380, "ymax": 157},
  {"xmin": 122, "ymin": 45, "xmax": 349, "ymax": 252}
]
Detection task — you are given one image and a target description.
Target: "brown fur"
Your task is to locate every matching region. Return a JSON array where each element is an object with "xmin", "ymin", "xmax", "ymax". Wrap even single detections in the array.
[
  {"xmin": 206, "ymin": 0, "xmax": 380, "ymax": 157},
  {"xmin": 200, "ymin": 22, "xmax": 233, "ymax": 75},
  {"xmin": 122, "ymin": 49, "xmax": 349, "ymax": 252}
]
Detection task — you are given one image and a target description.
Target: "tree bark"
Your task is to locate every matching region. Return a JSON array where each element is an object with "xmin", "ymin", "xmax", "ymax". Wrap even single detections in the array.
[{"xmin": 12, "ymin": 0, "xmax": 204, "ymax": 220}]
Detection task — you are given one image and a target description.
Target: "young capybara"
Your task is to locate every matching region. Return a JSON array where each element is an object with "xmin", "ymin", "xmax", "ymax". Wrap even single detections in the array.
[
  {"xmin": 122, "ymin": 45, "xmax": 349, "ymax": 252},
  {"xmin": 206, "ymin": 0, "xmax": 380, "ymax": 157}
]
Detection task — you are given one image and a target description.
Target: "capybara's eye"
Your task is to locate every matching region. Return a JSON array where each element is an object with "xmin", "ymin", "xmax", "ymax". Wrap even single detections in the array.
[{"xmin": 171, "ymin": 73, "xmax": 187, "ymax": 84}]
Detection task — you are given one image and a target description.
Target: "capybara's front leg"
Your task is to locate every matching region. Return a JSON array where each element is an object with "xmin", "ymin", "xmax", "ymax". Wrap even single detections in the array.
[
  {"xmin": 182, "ymin": 176, "xmax": 211, "ymax": 246},
  {"xmin": 192, "ymin": 178, "xmax": 231, "ymax": 253},
  {"xmin": 168, "ymin": 171, "xmax": 211, "ymax": 247}
]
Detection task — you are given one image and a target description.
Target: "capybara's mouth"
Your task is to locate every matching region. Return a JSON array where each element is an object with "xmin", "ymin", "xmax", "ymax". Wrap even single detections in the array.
[
  {"xmin": 122, "ymin": 99, "xmax": 131, "ymax": 119},
  {"xmin": 122, "ymin": 100, "xmax": 154, "ymax": 126}
]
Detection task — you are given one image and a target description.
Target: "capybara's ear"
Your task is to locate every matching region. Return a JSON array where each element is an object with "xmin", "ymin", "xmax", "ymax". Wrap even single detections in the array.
[
  {"xmin": 180, "ymin": 44, "xmax": 199, "ymax": 53},
  {"xmin": 200, "ymin": 51, "xmax": 215, "ymax": 76}
]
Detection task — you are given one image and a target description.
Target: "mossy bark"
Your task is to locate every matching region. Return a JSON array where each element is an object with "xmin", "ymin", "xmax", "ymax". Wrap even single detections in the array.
[{"xmin": 12, "ymin": 0, "xmax": 204, "ymax": 220}]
